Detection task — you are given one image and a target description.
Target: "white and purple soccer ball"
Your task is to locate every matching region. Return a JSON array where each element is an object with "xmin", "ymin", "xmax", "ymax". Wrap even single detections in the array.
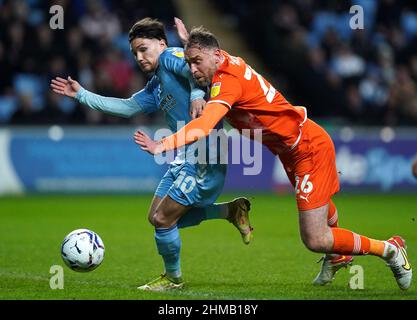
[{"xmin": 61, "ymin": 229, "xmax": 105, "ymax": 272}]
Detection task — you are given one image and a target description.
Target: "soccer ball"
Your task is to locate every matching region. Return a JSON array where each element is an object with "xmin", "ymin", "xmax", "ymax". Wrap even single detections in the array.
[{"xmin": 61, "ymin": 229, "xmax": 105, "ymax": 272}]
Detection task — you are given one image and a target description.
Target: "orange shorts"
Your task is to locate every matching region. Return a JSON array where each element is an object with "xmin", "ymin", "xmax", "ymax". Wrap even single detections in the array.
[{"xmin": 279, "ymin": 119, "xmax": 340, "ymax": 211}]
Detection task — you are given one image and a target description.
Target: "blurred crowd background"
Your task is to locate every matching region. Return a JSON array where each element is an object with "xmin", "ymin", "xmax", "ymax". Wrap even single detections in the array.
[
  {"xmin": 215, "ymin": 0, "xmax": 417, "ymax": 126},
  {"xmin": 0, "ymin": 0, "xmax": 180, "ymax": 125},
  {"xmin": 1, "ymin": 0, "xmax": 417, "ymax": 127}
]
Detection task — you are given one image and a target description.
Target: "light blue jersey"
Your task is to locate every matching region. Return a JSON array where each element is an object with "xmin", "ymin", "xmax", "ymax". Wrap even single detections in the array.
[
  {"xmin": 76, "ymin": 47, "xmax": 226, "ymax": 207},
  {"xmin": 132, "ymin": 48, "xmax": 225, "ymax": 165}
]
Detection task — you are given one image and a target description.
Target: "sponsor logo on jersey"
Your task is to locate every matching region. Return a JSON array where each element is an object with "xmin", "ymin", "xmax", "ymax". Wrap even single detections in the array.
[{"xmin": 210, "ymin": 82, "xmax": 221, "ymax": 98}]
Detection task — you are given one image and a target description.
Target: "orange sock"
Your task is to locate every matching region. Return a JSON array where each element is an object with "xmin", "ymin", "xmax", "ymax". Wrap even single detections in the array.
[
  {"xmin": 327, "ymin": 200, "xmax": 339, "ymax": 227},
  {"xmin": 369, "ymin": 239, "xmax": 386, "ymax": 256},
  {"xmin": 331, "ymin": 228, "xmax": 371, "ymax": 255}
]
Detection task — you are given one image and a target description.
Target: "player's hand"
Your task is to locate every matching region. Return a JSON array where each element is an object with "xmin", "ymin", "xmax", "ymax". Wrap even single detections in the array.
[
  {"xmin": 50, "ymin": 76, "xmax": 81, "ymax": 98},
  {"xmin": 174, "ymin": 17, "xmax": 189, "ymax": 46},
  {"xmin": 190, "ymin": 98, "xmax": 206, "ymax": 119},
  {"xmin": 133, "ymin": 130, "xmax": 164, "ymax": 155}
]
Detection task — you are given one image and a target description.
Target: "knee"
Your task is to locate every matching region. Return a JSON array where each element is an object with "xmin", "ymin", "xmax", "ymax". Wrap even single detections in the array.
[
  {"xmin": 152, "ymin": 209, "xmax": 172, "ymax": 228},
  {"xmin": 148, "ymin": 209, "xmax": 168, "ymax": 227},
  {"xmin": 148, "ymin": 209, "xmax": 156, "ymax": 226},
  {"xmin": 301, "ymin": 232, "xmax": 328, "ymax": 253}
]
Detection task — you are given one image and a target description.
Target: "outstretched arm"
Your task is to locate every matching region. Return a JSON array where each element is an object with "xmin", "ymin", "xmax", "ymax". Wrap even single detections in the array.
[
  {"xmin": 50, "ymin": 76, "xmax": 80, "ymax": 98},
  {"xmin": 50, "ymin": 77, "xmax": 144, "ymax": 118},
  {"xmin": 134, "ymin": 102, "xmax": 229, "ymax": 154}
]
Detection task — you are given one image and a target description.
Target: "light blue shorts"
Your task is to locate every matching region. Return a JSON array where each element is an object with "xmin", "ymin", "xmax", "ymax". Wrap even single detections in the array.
[{"xmin": 154, "ymin": 162, "xmax": 227, "ymax": 207}]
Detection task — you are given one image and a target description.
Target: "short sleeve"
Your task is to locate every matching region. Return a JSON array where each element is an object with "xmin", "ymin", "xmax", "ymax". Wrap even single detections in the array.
[
  {"xmin": 159, "ymin": 48, "xmax": 188, "ymax": 76},
  {"xmin": 159, "ymin": 48, "xmax": 206, "ymax": 101},
  {"xmin": 207, "ymin": 73, "xmax": 242, "ymax": 109}
]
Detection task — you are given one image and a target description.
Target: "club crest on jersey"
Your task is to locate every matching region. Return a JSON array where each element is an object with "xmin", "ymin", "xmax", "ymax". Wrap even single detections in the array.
[
  {"xmin": 210, "ymin": 82, "xmax": 221, "ymax": 98},
  {"xmin": 172, "ymin": 50, "xmax": 184, "ymax": 58}
]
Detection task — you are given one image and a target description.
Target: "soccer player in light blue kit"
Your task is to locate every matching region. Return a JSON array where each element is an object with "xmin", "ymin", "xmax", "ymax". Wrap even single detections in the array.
[{"xmin": 50, "ymin": 18, "xmax": 253, "ymax": 291}]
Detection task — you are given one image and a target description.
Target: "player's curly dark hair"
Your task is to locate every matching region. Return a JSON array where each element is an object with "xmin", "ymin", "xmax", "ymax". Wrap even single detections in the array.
[
  {"xmin": 128, "ymin": 18, "xmax": 168, "ymax": 44},
  {"xmin": 186, "ymin": 26, "xmax": 220, "ymax": 49}
]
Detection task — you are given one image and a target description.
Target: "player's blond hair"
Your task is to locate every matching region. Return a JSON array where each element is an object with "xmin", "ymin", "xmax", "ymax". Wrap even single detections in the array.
[{"xmin": 186, "ymin": 26, "xmax": 220, "ymax": 49}]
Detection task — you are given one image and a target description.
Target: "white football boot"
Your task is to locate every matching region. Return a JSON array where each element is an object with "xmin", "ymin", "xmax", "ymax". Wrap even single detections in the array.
[{"xmin": 385, "ymin": 236, "xmax": 412, "ymax": 290}]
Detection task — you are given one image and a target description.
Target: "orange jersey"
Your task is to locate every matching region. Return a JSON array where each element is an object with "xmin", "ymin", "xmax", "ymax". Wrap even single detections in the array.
[
  {"xmin": 207, "ymin": 51, "xmax": 307, "ymax": 155},
  {"xmin": 158, "ymin": 50, "xmax": 339, "ymax": 211}
]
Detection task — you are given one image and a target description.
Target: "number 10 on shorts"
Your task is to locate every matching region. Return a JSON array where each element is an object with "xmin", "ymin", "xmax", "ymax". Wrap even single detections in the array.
[{"xmin": 174, "ymin": 172, "xmax": 196, "ymax": 194}]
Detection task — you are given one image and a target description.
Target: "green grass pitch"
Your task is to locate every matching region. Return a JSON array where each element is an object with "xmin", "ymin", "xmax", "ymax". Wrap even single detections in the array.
[{"xmin": 1, "ymin": 193, "xmax": 416, "ymax": 300}]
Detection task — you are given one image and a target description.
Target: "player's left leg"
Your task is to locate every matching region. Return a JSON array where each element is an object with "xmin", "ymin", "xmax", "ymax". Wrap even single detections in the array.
[
  {"xmin": 175, "ymin": 163, "xmax": 254, "ymax": 244},
  {"xmin": 150, "ymin": 197, "xmax": 256, "ymax": 250},
  {"xmin": 299, "ymin": 203, "xmax": 412, "ymax": 290},
  {"xmin": 177, "ymin": 202, "xmax": 229, "ymax": 227},
  {"xmin": 177, "ymin": 198, "xmax": 253, "ymax": 244},
  {"xmin": 313, "ymin": 199, "xmax": 354, "ymax": 285}
]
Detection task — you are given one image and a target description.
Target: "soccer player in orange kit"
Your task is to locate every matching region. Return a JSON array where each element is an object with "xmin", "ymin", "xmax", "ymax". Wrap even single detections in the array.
[{"xmin": 134, "ymin": 24, "xmax": 412, "ymax": 290}]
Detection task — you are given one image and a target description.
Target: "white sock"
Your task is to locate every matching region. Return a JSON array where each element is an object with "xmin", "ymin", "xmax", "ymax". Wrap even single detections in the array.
[{"xmin": 382, "ymin": 241, "xmax": 398, "ymax": 260}]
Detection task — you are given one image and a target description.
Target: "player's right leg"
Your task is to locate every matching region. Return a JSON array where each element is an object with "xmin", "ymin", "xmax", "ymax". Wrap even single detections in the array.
[
  {"xmin": 291, "ymin": 120, "xmax": 411, "ymax": 289},
  {"xmin": 299, "ymin": 203, "xmax": 412, "ymax": 290},
  {"xmin": 139, "ymin": 169, "xmax": 186, "ymax": 292},
  {"xmin": 147, "ymin": 195, "xmax": 162, "ymax": 225},
  {"xmin": 329, "ymin": 228, "xmax": 412, "ymax": 290},
  {"xmin": 139, "ymin": 195, "xmax": 188, "ymax": 292}
]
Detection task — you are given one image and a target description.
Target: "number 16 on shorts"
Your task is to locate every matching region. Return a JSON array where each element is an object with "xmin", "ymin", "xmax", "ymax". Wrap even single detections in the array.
[{"xmin": 295, "ymin": 174, "xmax": 314, "ymax": 194}]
